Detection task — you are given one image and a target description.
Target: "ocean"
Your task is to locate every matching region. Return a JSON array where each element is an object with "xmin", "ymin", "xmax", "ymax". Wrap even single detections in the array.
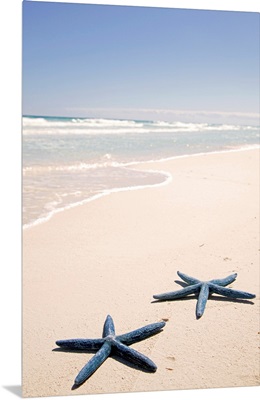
[{"xmin": 23, "ymin": 115, "xmax": 259, "ymax": 228}]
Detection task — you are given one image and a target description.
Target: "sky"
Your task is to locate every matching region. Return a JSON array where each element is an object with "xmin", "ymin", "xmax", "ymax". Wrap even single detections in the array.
[{"xmin": 22, "ymin": 1, "xmax": 259, "ymax": 124}]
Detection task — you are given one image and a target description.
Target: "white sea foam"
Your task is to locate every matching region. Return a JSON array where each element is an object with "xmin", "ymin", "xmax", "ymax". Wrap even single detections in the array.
[
  {"xmin": 23, "ymin": 160, "xmax": 126, "ymax": 174},
  {"xmin": 23, "ymin": 116, "xmax": 259, "ymax": 135},
  {"xmin": 23, "ymin": 168, "xmax": 172, "ymax": 230}
]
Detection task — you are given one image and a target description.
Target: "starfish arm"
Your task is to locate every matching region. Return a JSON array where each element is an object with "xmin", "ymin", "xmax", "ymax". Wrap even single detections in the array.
[
  {"xmin": 209, "ymin": 283, "xmax": 256, "ymax": 299},
  {"xmin": 112, "ymin": 340, "xmax": 157, "ymax": 372},
  {"xmin": 74, "ymin": 341, "xmax": 111, "ymax": 386},
  {"xmin": 153, "ymin": 283, "xmax": 201, "ymax": 301},
  {"xmin": 209, "ymin": 273, "xmax": 237, "ymax": 286},
  {"xmin": 103, "ymin": 315, "xmax": 115, "ymax": 337},
  {"xmin": 196, "ymin": 283, "xmax": 209, "ymax": 318},
  {"xmin": 117, "ymin": 321, "xmax": 166, "ymax": 346},
  {"xmin": 177, "ymin": 271, "xmax": 201, "ymax": 285},
  {"xmin": 56, "ymin": 338, "xmax": 104, "ymax": 351}
]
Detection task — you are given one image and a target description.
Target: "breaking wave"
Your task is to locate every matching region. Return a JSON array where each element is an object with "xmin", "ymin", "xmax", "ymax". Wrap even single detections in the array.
[{"xmin": 23, "ymin": 116, "xmax": 259, "ymax": 135}]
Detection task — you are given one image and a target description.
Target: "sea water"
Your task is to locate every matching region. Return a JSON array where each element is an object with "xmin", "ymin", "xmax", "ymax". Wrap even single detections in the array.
[{"xmin": 23, "ymin": 115, "xmax": 259, "ymax": 228}]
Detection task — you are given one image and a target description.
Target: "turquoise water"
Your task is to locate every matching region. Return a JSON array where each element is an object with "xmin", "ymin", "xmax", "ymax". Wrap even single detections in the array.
[{"xmin": 23, "ymin": 115, "xmax": 259, "ymax": 227}]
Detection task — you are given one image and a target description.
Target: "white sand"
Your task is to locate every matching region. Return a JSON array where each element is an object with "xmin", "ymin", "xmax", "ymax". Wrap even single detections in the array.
[{"xmin": 22, "ymin": 149, "xmax": 259, "ymax": 397}]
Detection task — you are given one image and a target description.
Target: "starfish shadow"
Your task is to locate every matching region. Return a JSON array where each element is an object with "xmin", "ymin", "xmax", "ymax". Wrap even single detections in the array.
[
  {"xmin": 111, "ymin": 351, "xmax": 159, "ymax": 373},
  {"xmin": 208, "ymin": 294, "xmax": 255, "ymax": 305},
  {"xmin": 151, "ymin": 295, "xmax": 197, "ymax": 304},
  {"xmin": 53, "ymin": 347, "xmax": 97, "ymax": 354},
  {"xmin": 174, "ymin": 279, "xmax": 188, "ymax": 288}
]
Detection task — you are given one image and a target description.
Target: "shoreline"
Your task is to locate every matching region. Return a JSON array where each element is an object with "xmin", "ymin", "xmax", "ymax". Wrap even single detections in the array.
[
  {"xmin": 23, "ymin": 169, "xmax": 172, "ymax": 230},
  {"xmin": 23, "ymin": 148, "xmax": 259, "ymax": 397},
  {"xmin": 23, "ymin": 144, "xmax": 259, "ymax": 230}
]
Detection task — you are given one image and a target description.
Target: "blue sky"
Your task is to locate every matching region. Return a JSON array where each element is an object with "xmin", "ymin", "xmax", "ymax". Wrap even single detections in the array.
[{"xmin": 22, "ymin": 1, "xmax": 259, "ymax": 124}]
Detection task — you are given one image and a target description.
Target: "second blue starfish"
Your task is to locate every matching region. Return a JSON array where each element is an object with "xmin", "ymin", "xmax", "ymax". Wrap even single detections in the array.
[
  {"xmin": 56, "ymin": 315, "xmax": 165, "ymax": 387},
  {"xmin": 153, "ymin": 271, "xmax": 255, "ymax": 318}
]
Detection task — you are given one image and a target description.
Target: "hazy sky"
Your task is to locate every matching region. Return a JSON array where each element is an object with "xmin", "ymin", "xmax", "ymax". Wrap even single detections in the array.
[{"xmin": 22, "ymin": 1, "xmax": 259, "ymax": 124}]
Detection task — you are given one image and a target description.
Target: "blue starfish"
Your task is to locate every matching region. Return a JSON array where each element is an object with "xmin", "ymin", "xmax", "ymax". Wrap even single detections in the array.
[
  {"xmin": 55, "ymin": 315, "xmax": 165, "ymax": 388},
  {"xmin": 153, "ymin": 271, "xmax": 255, "ymax": 318}
]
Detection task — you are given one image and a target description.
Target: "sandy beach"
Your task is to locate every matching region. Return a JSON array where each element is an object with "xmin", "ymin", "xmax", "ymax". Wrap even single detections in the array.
[{"xmin": 22, "ymin": 148, "xmax": 259, "ymax": 398}]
